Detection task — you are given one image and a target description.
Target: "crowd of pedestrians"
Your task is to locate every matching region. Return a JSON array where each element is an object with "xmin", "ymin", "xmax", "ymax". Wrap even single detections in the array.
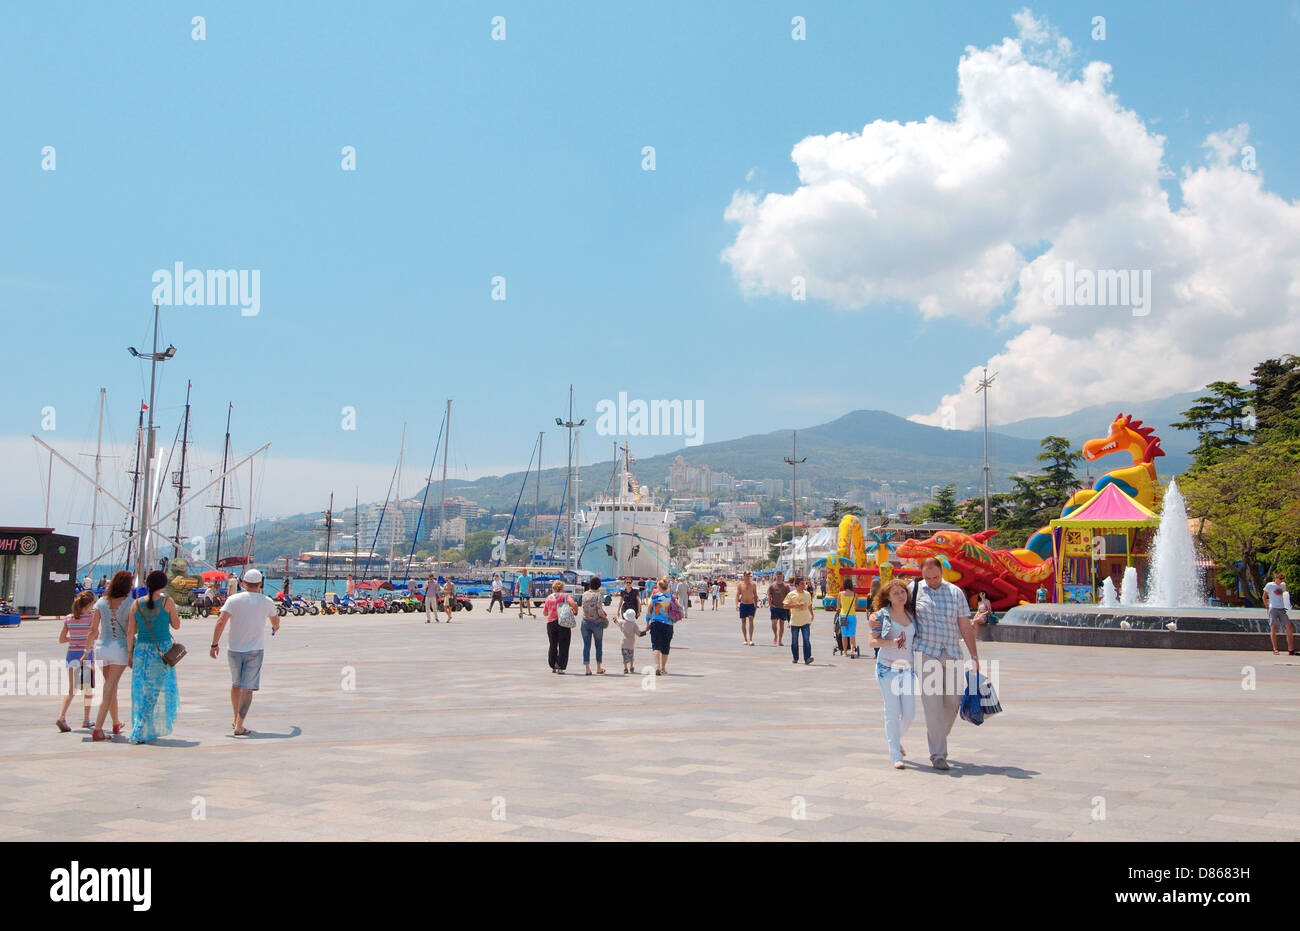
[{"xmin": 55, "ymin": 567, "xmax": 282, "ymax": 745}]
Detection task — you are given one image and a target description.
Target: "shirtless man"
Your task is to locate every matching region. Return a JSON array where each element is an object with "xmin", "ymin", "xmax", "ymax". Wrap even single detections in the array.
[
  {"xmin": 766, "ymin": 572, "xmax": 790, "ymax": 646},
  {"xmin": 736, "ymin": 571, "xmax": 758, "ymax": 646}
]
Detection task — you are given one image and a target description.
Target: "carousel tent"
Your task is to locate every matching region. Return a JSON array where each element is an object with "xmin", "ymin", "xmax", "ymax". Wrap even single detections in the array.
[{"xmin": 1049, "ymin": 482, "xmax": 1159, "ymax": 602}]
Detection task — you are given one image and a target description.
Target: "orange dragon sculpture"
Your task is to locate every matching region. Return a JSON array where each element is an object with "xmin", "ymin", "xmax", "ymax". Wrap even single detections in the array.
[{"xmin": 1023, "ymin": 413, "xmax": 1164, "ymax": 559}]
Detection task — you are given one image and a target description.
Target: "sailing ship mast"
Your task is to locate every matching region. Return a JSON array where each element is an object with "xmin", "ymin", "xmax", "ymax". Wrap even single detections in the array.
[
  {"xmin": 172, "ymin": 381, "xmax": 192, "ymax": 558},
  {"xmin": 83, "ymin": 389, "xmax": 106, "ymax": 575},
  {"xmin": 436, "ymin": 399, "xmax": 451, "ymax": 568},
  {"xmin": 211, "ymin": 403, "xmax": 234, "ymax": 567},
  {"xmin": 389, "ymin": 423, "xmax": 405, "ymax": 578},
  {"xmin": 123, "ymin": 401, "xmax": 144, "ymax": 573},
  {"xmin": 323, "ymin": 492, "xmax": 334, "ymax": 608}
]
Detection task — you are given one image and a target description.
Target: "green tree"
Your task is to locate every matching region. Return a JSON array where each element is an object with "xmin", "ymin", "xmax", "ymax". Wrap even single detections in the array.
[
  {"xmin": 824, "ymin": 501, "xmax": 865, "ymax": 526},
  {"xmin": 926, "ymin": 484, "xmax": 958, "ymax": 523},
  {"xmin": 463, "ymin": 529, "xmax": 498, "ymax": 564},
  {"xmin": 1180, "ymin": 441, "xmax": 1300, "ymax": 604},
  {"xmin": 1250, "ymin": 355, "xmax": 1300, "ymax": 443},
  {"xmin": 1173, "ymin": 381, "xmax": 1255, "ymax": 469},
  {"xmin": 954, "ymin": 493, "xmax": 1014, "ymax": 540},
  {"xmin": 1036, "ymin": 436, "xmax": 1083, "ymax": 504},
  {"xmin": 767, "ymin": 524, "xmax": 795, "ymax": 563}
]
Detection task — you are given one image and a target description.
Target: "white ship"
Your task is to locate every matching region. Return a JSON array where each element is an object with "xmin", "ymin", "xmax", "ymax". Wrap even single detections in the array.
[{"xmin": 577, "ymin": 445, "xmax": 673, "ymax": 580}]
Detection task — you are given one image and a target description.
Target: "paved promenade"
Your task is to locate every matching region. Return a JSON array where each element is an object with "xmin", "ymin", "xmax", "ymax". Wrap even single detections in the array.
[{"xmin": 3, "ymin": 608, "xmax": 1297, "ymax": 841}]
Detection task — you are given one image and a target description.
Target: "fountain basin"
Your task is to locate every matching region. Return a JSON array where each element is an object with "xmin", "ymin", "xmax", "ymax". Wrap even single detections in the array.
[{"xmin": 990, "ymin": 603, "xmax": 1276, "ymax": 651}]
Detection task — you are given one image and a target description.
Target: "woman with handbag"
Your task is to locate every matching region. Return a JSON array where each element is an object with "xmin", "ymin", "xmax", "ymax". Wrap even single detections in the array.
[
  {"xmin": 126, "ymin": 570, "xmax": 182, "ymax": 743},
  {"xmin": 86, "ymin": 570, "xmax": 134, "ymax": 741},
  {"xmin": 580, "ymin": 578, "xmax": 609, "ymax": 676},
  {"xmin": 868, "ymin": 580, "xmax": 917, "ymax": 769},
  {"xmin": 544, "ymin": 579, "xmax": 579, "ymax": 675}
]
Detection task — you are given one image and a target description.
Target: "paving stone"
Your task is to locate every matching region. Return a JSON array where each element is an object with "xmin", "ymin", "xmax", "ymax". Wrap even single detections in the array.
[{"xmin": 3, "ymin": 613, "xmax": 1298, "ymax": 841}]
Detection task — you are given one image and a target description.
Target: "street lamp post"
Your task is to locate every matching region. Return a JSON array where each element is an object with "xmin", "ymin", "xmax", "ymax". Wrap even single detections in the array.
[
  {"xmin": 127, "ymin": 302, "xmax": 176, "ymax": 582},
  {"xmin": 784, "ymin": 431, "xmax": 807, "ymax": 578},
  {"xmin": 976, "ymin": 367, "xmax": 998, "ymax": 531},
  {"xmin": 556, "ymin": 385, "xmax": 586, "ymax": 572}
]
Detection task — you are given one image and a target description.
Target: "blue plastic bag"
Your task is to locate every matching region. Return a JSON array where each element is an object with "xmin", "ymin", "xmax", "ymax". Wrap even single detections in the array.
[{"xmin": 959, "ymin": 670, "xmax": 1002, "ymax": 726}]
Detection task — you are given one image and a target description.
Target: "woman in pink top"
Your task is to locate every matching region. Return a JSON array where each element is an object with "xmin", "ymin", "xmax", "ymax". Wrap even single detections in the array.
[{"xmin": 543, "ymin": 579, "xmax": 578, "ymax": 675}]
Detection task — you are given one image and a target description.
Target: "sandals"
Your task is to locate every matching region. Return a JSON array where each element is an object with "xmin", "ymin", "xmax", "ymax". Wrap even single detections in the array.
[
  {"xmin": 112, "ymin": 723, "xmax": 124, "ymax": 736},
  {"xmin": 56, "ymin": 718, "xmax": 71, "ymax": 733},
  {"xmin": 91, "ymin": 728, "xmax": 108, "ymax": 741},
  {"xmin": 233, "ymin": 727, "xmax": 252, "ymax": 736},
  {"xmin": 596, "ymin": 668, "xmax": 606, "ymax": 675}
]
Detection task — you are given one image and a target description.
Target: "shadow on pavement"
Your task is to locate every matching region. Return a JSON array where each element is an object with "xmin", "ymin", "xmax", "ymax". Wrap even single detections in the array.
[
  {"xmin": 929, "ymin": 760, "xmax": 1038, "ymax": 779},
  {"xmin": 226, "ymin": 726, "xmax": 302, "ymax": 740}
]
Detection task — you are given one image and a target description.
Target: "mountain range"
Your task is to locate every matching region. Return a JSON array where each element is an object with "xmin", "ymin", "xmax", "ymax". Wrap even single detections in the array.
[{"xmin": 237, "ymin": 392, "xmax": 1202, "ymax": 558}]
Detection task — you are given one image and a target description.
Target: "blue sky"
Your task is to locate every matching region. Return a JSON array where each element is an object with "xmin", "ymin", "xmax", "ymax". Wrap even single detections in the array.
[{"xmin": 2, "ymin": 1, "xmax": 1298, "ymax": 526}]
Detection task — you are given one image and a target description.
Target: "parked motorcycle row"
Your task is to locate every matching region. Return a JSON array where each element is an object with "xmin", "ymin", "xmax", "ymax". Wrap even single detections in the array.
[{"xmin": 272, "ymin": 590, "xmax": 474, "ymax": 616}]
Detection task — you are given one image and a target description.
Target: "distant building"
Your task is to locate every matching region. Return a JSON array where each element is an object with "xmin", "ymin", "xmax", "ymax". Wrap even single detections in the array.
[
  {"xmin": 720, "ymin": 500, "xmax": 761, "ymax": 522},
  {"xmin": 441, "ymin": 496, "xmax": 486, "ymax": 520},
  {"xmin": 434, "ymin": 517, "xmax": 467, "ymax": 545},
  {"xmin": 667, "ymin": 456, "xmax": 735, "ymax": 494},
  {"xmin": 358, "ymin": 504, "xmax": 406, "ymax": 552}
]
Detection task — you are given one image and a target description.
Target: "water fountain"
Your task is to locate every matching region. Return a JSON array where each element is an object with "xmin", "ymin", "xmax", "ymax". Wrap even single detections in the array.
[
  {"xmin": 1120, "ymin": 566, "xmax": 1139, "ymax": 606},
  {"xmin": 997, "ymin": 480, "xmax": 1271, "ymax": 649},
  {"xmin": 1142, "ymin": 479, "xmax": 1204, "ymax": 608},
  {"xmin": 1100, "ymin": 577, "xmax": 1118, "ymax": 607}
]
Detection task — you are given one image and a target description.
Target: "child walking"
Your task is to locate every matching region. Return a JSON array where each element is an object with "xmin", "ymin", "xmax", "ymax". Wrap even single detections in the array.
[
  {"xmin": 56, "ymin": 591, "xmax": 97, "ymax": 732},
  {"xmin": 617, "ymin": 608, "xmax": 645, "ymax": 674}
]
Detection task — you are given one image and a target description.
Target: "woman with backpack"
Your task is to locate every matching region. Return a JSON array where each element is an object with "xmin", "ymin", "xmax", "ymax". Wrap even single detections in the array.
[
  {"xmin": 580, "ymin": 578, "xmax": 609, "ymax": 675},
  {"xmin": 544, "ymin": 579, "xmax": 579, "ymax": 675}
]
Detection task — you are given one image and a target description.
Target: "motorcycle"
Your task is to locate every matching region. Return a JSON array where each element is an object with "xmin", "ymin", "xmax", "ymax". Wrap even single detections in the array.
[
  {"xmin": 439, "ymin": 593, "xmax": 473, "ymax": 613},
  {"xmin": 288, "ymin": 594, "xmax": 318, "ymax": 616}
]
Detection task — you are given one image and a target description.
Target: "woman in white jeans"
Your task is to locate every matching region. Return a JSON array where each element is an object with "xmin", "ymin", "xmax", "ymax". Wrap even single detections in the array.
[{"xmin": 868, "ymin": 579, "xmax": 917, "ymax": 770}]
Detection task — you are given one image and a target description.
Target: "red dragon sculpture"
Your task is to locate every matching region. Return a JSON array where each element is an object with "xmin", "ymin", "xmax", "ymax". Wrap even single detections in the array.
[{"xmin": 895, "ymin": 529, "xmax": 1054, "ymax": 611}]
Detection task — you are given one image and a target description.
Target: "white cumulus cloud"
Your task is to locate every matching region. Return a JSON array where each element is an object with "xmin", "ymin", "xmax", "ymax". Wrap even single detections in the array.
[{"xmin": 721, "ymin": 12, "xmax": 1300, "ymax": 430}]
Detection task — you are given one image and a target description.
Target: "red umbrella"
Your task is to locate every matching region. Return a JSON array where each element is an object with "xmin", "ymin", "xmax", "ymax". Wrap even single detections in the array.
[{"xmin": 200, "ymin": 570, "xmax": 231, "ymax": 582}]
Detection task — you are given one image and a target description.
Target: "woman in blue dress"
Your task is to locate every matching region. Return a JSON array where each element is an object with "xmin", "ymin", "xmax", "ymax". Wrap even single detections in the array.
[{"xmin": 126, "ymin": 570, "xmax": 181, "ymax": 743}]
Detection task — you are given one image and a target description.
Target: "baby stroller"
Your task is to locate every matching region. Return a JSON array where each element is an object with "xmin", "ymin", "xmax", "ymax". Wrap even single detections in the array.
[{"xmin": 830, "ymin": 612, "xmax": 860, "ymax": 658}]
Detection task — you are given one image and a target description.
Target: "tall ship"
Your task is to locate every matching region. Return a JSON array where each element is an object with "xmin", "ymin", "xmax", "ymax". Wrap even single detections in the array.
[{"xmin": 576, "ymin": 445, "xmax": 673, "ymax": 580}]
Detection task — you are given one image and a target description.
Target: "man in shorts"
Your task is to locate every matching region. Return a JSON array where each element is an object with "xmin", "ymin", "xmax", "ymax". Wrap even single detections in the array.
[
  {"xmin": 766, "ymin": 571, "xmax": 790, "ymax": 646},
  {"xmin": 736, "ymin": 571, "xmax": 758, "ymax": 645},
  {"xmin": 1265, "ymin": 573, "xmax": 1294, "ymax": 656},
  {"xmin": 442, "ymin": 577, "xmax": 457, "ymax": 623},
  {"xmin": 517, "ymin": 570, "xmax": 535, "ymax": 617},
  {"xmin": 210, "ymin": 568, "xmax": 279, "ymax": 736}
]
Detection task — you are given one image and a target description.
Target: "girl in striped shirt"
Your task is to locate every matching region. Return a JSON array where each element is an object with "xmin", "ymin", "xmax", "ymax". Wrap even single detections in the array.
[{"xmin": 56, "ymin": 591, "xmax": 97, "ymax": 732}]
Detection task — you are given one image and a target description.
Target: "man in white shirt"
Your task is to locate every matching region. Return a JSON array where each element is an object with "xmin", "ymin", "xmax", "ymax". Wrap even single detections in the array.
[
  {"xmin": 675, "ymin": 577, "xmax": 690, "ymax": 619},
  {"xmin": 210, "ymin": 568, "xmax": 279, "ymax": 735},
  {"xmin": 1265, "ymin": 573, "xmax": 1293, "ymax": 656}
]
